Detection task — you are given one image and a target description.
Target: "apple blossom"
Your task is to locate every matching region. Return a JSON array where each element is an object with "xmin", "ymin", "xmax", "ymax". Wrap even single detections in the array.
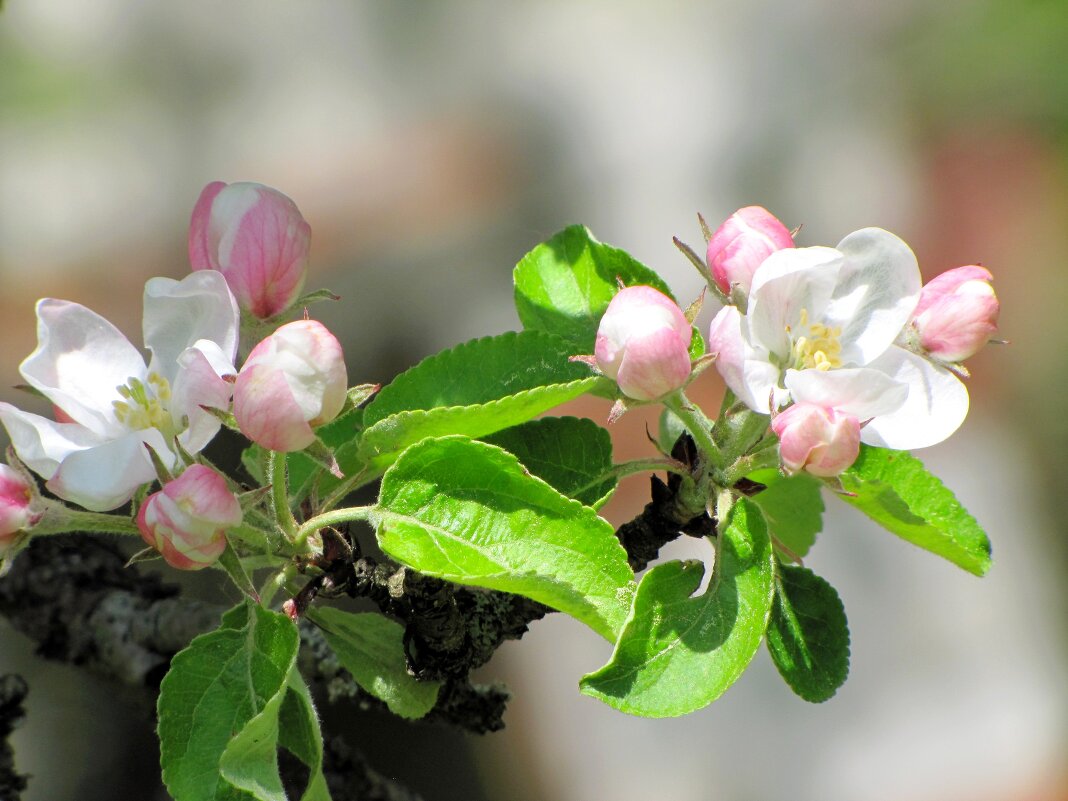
[
  {"xmin": 594, "ymin": 286, "xmax": 692, "ymax": 401},
  {"xmin": 189, "ymin": 181, "xmax": 311, "ymax": 319},
  {"xmin": 707, "ymin": 228, "xmax": 969, "ymax": 450},
  {"xmin": 137, "ymin": 464, "xmax": 241, "ymax": 570},
  {"xmin": 908, "ymin": 265, "xmax": 999, "ymax": 363},
  {"xmin": 234, "ymin": 319, "xmax": 347, "ymax": 452},
  {"xmin": 772, "ymin": 404, "xmax": 861, "ymax": 477},
  {"xmin": 706, "ymin": 206, "xmax": 794, "ymax": 297},
  {"xmin": 0, "ymin": 465, "xmax": 35, "ymax": 555},
  {"xmin": 0, "ymin": 271, "xmax": 239, "ymax": 511}
]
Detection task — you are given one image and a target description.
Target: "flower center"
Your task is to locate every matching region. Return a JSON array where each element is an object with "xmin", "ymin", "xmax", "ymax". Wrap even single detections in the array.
[
  {"xmin": 112, "ymin": 373, "xmax": 177, "ymax": 438},
  {"xmin": 788, "ymin": 308, "xmax": 843, "ymax": 371}
]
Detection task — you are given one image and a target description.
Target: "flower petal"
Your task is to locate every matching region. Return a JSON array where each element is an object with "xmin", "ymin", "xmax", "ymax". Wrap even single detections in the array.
[
  {"xmin": 859, "ymin": 347, "xmax": 968, "ymax": 450},
  {"xmin": 233, "ymin": 362, "xmax": 315, "ymax": 452},
  {"xmin": 747, "ymin": 246, "xmax": 843, "ymax": 361},
  {"xmin": 708, "ymin": 305, "xmax": 783, "ymax": 412},
  {"xmin": 0, "ymin": 402, "xmax": 106, "ymax": 479},
  {"xmin": 143, "ymin": 271, "xmax": 240, "ymax": 382},
  {"xmin": 171, "ymin": 343, "xmax": 235, "ymax": 455},
  {"xmin": 188, "ymin": 181, "xmax": 227, "ymax": 271},
  {"xmin": 46, "ymin": 431, "xmax": 161, "ymax": 511},
  {"xmin": 826, "ymin": 228, "xmax": 921, "ymax": 365},
  {"xmin": 19, "ymin": 299, "xmax": 145, "ymax": 437},
  {"xmin": 785, "ymin": 367, "xmax": 908, "ymax": 420},
  {"xmin": 614, "ymin": 326, "xmax": 692, "ymax": 401}
]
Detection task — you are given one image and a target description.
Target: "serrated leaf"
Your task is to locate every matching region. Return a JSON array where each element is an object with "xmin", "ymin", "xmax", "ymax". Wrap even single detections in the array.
[
  {"xmin": 514, "ymin": 224, "xmax": 675, "ymax": 349},
  {"xmin": 308, "ymin": 608, "xmax": 441, "ymax": 719},
  {"xmin": 839, "ymin": 445, "xmax": 992, "ymax": 576},
  {"xmin": 158, "ymin": 602, "xmax": 300, "ymax": 801},
  {"xmin": 358, "ymin": 331, "xmax": 600, "ymax": 466},
  {"xmin": 579, "ymin": 498, "xmax": 775, "ymax": 716},
  {"xmin": 483, "ymin": 416, "xmax": 616, "ymax": 507},
  {"xmin": 751, "ymin": 473, "xmax": 824, "ymax": 558},
  {"xmin": 278, "ymin": 672, "xmax": 331, "ymax": 801},
  {"xmin": 766, "ymin": 563, "xmax": 850, "ymax": 703},
  {"xmin": 374, "ymin": 436, "xmax": 635, "ymax": 641}
]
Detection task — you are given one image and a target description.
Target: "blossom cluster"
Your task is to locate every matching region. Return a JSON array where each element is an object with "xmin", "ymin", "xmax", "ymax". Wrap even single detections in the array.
[
  {"xmin": 592, "ymin": 206, "xmax": 999, "ymax": 478},
  {"xmin": 0, "ymin": 182, "xmax": 347, "ymax": 569}
]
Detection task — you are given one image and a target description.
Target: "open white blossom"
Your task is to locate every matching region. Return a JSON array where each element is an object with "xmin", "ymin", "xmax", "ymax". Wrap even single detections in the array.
[
  {"xmin": 707, "ymin": 228, "xmax": 969, "ymax": 450},
  {"xmin": 0, "ymin": 271, "xmax": 240, "ymax": 511}
]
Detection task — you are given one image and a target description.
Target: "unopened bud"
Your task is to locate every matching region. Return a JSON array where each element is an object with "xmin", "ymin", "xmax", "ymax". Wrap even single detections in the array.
[
  {"xmin": 911, "ymin": 266, "xmax": 999, "ymax": 363},
  {"xmin": 0, "ymin": 465, "xmax": 34, "ymax": 554},
  {"xmin": 706, "ymin": 206, "xmax": 794, "ymax": 297},
  {"xmin": 772, "ymin": 404, "xmax": 860, "ymax": 478},
  {"xmin": 189, "ymin": 181, "xmax": 311, "ymax": 319},
  {"xmin": 137, "ymin": 465, "xmax": 241, "ymax": 570},
  {"xmin": 234, "ymin": 319, "xmax": 347, "ymax": 452},
  {"xmin": 595, "ymin": 286, "xmax": 692, "ymax": 401}
]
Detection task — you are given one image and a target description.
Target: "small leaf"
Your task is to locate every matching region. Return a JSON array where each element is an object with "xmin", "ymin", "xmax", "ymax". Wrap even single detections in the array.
[
  {"xmin": 216, "ymin": 538, "xmax": 260, "ymax": 601},
  {"xmin": 766, "ymin": 563, "xmax": 850, "ymax": 703},
  {"xmin": 838, "ymin": 445, "xmax": 992, "ymax": 576},
  {"xmin": 278, "ymin": 672, "xmax": 332, "ymax": 801},
  {"xmin": 751, "ymin": 472, "xmax": 824, "ymax": 558},
  {"xmin": 514, "ymin": 225, "xmax": 675, "ymax": 349},
  {"xmin": 579, "ymin": 498, "xmax": 775, "ymax": 716},
  {"xmin": 308, "ymin": 608, "xmax": 441, "ymax": 719},
  {"xmin": 358, "ymin": 331, "xmax": 601, "ymax": 466},
  {"xmin": 158, "ymin": 601, "xmax": 300, "ymax": 801},
  {"xmin": 483, "ymin": 416, "xmax": 616, "ymax": 507},
  {"xmin": 375, "ymin": 436, "xmax": 635, "ymax": 641}
]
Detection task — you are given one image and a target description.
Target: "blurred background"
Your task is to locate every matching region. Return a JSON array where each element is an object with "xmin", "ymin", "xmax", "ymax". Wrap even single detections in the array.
[{"xmin": 1, "ymin": 1, "xmax": 1067, "ymax": 799}]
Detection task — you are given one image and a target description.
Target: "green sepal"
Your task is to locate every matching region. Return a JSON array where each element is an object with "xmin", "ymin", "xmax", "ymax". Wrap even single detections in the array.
[{"xmin": 216, "ymin": 537, "xmax": 260, "ymax": 601}]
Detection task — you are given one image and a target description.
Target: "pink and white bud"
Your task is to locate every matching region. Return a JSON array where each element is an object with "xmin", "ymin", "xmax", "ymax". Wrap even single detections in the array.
[
  {"xmin": 136, "ymin": 465, "xmax": 241, "ymax": 570},
  {"xmin": 772, "ymin": 403, "xmax": 861, "ymax": 478},
  {"xmin": 0, "ymin": 465, "xmax": 34, "ymax": 554},
  {"xmin": 910, "ymin": 266, "xmax": 999, "ymax": 363},
  {"xmin": 706, "ymin": 206, "xmax": 794, "ymax": 297},
  {"xmin": 594, "ymin": 286, "xmax": 692, "ymax": 401},
  {"xmin": 234, "ymin": 319, "xmax": 347, "ymax": 452},
  {"xmin": 189, "ymin": 181, "xmax": 311, "ymax": 319}
]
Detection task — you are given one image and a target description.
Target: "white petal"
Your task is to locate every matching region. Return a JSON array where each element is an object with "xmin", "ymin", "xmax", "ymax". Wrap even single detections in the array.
[
  {"xmin": 172, "ymin": 345, "xmax": 233, "ymax": 455},
  {"xmin": 747, "ymin": 246, "xmax": 843, "ymax": 360},
  {"xmin": 826, "ymin": 228, "xmax": 921, "ymax": 365},
  {"xmin": 708, "ymin": 306, "xmax": 782, "ymax": 412},
  {"xmin": 785, "ymin": 367, "xmax": 908, "ymax": 420},
  {"xmin": 19, "ymin": 299, "xmax": 144, "ymax": 437},
  {"xmin": 0, "ymin": 402, "xmax": 106, "ymax": 479},
  {"xmin": 143, "ymin": 271, "xmax": 240, "ymax": 382},
  {"xmin": 860, "ymin": 347, "xmax": 969, "ymax": 450},
  {"xmin": 46, "ymin": 432, "xmax": 160, "ymax": 511}
]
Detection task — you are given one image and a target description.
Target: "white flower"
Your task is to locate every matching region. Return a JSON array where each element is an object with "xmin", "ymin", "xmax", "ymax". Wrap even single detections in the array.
[
  {"xmin": 707, "ymin": 228, "xmax": 969, "ymax": 450},
  {"xmin": 0, "ymin": 271, "xmax": 240, "ymax": 511}
]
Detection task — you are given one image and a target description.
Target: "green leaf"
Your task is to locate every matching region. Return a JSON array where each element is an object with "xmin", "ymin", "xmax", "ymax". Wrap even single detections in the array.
[
  {"xmin": 766, "ymin": 563, "xmax": 850, "ymax": 703},
  {"xmin": 483, "ymin": 416, "xmax": 616, "ymax": 508},
  {"xmin": 278, "ymin": 672, "xmax": 332, "ymax": 801},
  {"xmin": 358, "ymin": 331, "xmax": 600, "ymax": 466},
  {"xmin": 751, "ymin": 473, "xmax": 824, "ymax": 558},
  {"xmin": 513, "ymin": 224, "xmax": 675, "ymax": 349},
  {"xmin": 374, "ymin": 436, "xmax": 635, "ymax": 641},
  {"xmin": 579, "ymin": 498, "xmax": 775, "ymax": 716},
  {"xmin": 838, "ymin": 445, "xmax": 992, "ymax": 576},
  {"xmin": 158, "ymin": 602, "xmax": 300, "ymax": 801},
  {"xmin": 308, "ymin": 608, "xmax": 441, "ymax": 719}
]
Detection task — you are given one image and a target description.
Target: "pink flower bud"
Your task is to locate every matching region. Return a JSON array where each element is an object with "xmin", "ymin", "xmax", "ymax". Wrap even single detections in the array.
[
  {"xmin": 136, "ymin": 465, "xmax": 241, "ymax": 570},
  {"xmin": 771, "ymin": 404, "xmax": 861, "ymax": 478},
  {"xmin": 594, "ymin": 286, "xmax": 692, "ymax": 401},
  {"xmin": 234, "ymin": 319, "xmax": 347, "ymax": 452},
  {"xmin": 189, "ymin": 181, "xmax": 311, "ymax": 319},
  {"xmin": 0, "ymin": 465, "xmax": 34, "ymax": 553},
  {"xmin": 706, "ymin": 206, "xmax": 794, "ymax": 296},
  {"xmin": 910, "ymin": 266, "xmax": 999, "ymax": 363}
]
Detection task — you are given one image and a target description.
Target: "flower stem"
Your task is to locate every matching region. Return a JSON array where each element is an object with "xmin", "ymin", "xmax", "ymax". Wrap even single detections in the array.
[
  {"xmin": 42, "ymin": 508, "xmax": 142, "ymax": 537},
  {"xmin": 269, "ymin": 451, "xmax": 299, "ymax": 541},
  {"xmin": 293, "ymin": 505, "xmax": 375, "ymax": 551},
  {"xmin": 663, "ymin": 391, "xmax": 724, "ymax": 469}
]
